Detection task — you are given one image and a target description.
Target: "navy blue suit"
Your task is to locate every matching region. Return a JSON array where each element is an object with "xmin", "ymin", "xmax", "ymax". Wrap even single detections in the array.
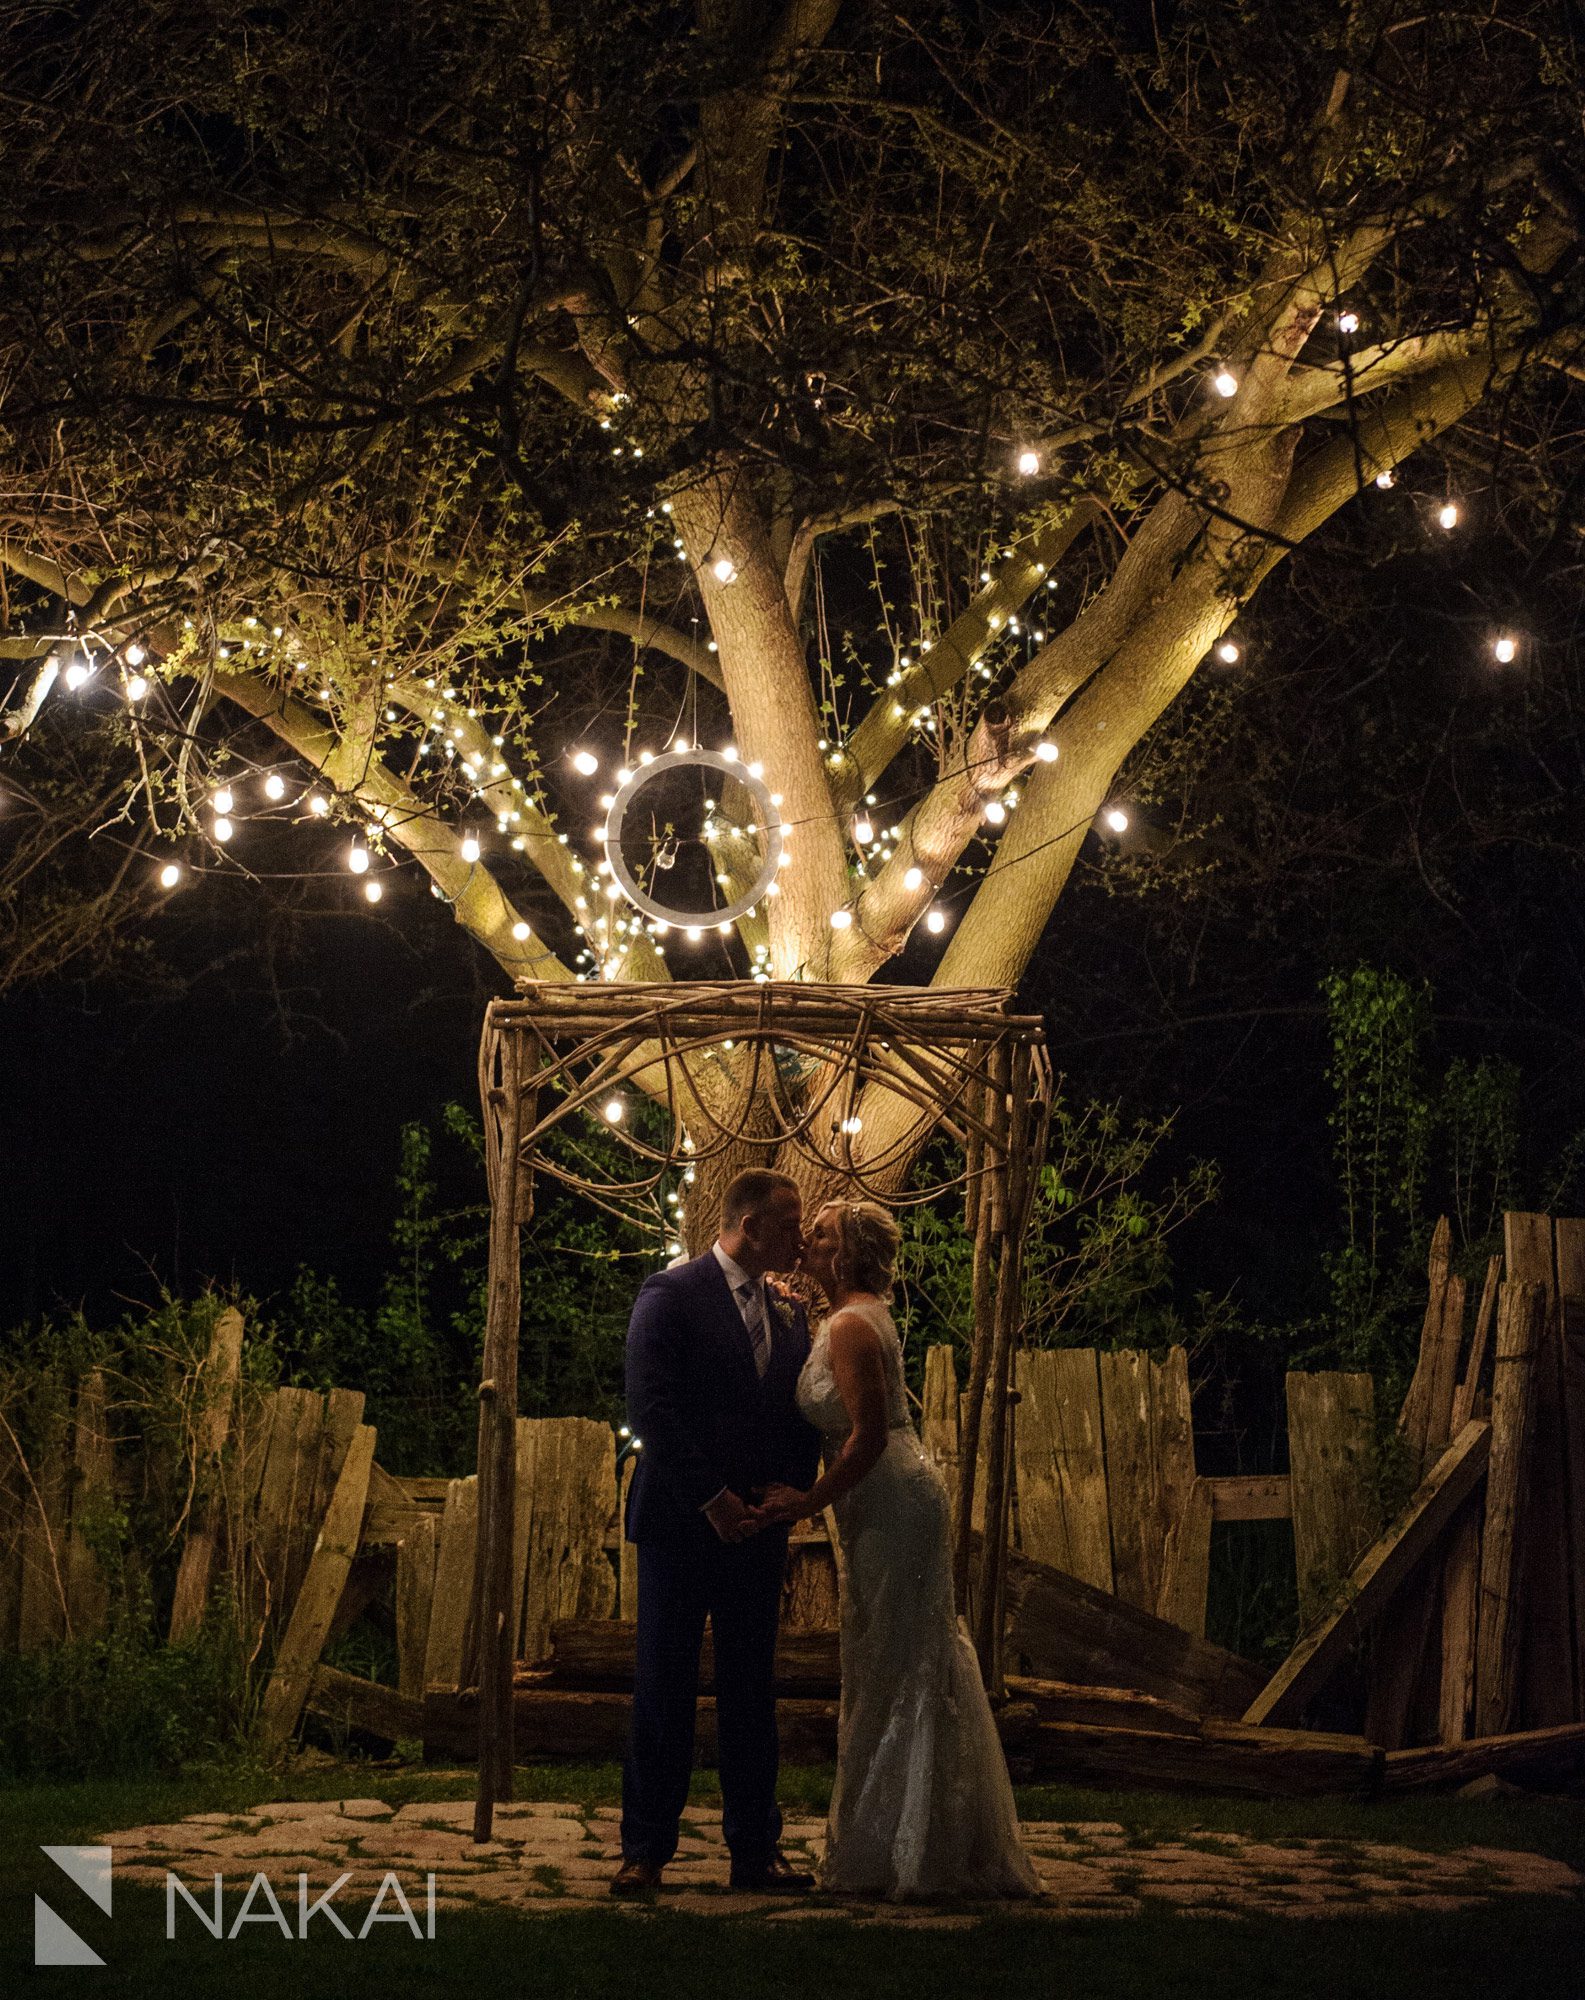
[{"xmin": 620, "ymin": 1250, "xmax": 821, "ymax": 1868}]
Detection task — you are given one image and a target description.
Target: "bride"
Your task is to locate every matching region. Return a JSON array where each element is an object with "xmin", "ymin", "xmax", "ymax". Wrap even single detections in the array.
[{"xmin": 752, "ymin": 1199, "xmax": 1038, "ymax": 1901}]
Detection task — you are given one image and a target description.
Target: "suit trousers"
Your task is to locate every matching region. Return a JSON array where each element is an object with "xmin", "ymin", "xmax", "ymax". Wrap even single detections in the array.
[{"xmin": 620, "ymin": 1525, "xmax": 789, "ymax": 1867}]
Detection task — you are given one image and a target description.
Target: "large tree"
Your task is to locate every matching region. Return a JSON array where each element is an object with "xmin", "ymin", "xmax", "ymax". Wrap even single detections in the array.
[{"xmin": 2, "ymin": 0, "xmax": 1582, "ymax": 1186}]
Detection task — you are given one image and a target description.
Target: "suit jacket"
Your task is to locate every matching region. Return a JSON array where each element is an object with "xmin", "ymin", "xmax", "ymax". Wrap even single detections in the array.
[{"xmin": 623, "ymin": 1250, "xmax": 822, "ymax": 1544}]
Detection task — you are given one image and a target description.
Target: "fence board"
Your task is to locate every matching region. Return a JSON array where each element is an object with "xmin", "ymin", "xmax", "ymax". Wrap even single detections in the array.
[
  {"xmin": 248, "ymin": 1386, "xmax": 322, "ymax": 1636},
  {"xmin": 258, "ymin": 1424, "xmax": 377, "ymax": 1747},
  {"xmin": 64, "ymin": 1369, "xmax": 113, "ymax": 1636},
  {"xmin": 1474, "ymin": 1282, "xmax": 1544, "ymax": 1735},
  {"xmin": 1505, "ymin": 1213, "xmax": 1576, "ymax": 1725},
  {"xmin": 1015, "ymin": 1348, "xmax": 1112, "ymax": 1593},
  {"xmin": 1553, "ymin": 1219, "xmax": 1585, "ymax": 1719},
  {"xmin": 423, "ymin": 1476, "xmax": 479, "ymax": 1690},
  {"xmin": 1099, "ymin": 1346, "xmax": 1196, "ymax": 1620},
  {"xmin": 395, "ymin": 1509, "xmax": 440, "ymax": 1701},
  {"xmin": 1158, "ymin": 1475, "xmax": 1213, "ymax": 1638},
  {"xmin": 515, "ymin": 1417, "xmax": 617, "ymax": 1664},
  {"xmin": 169, "ymin": 1307, "xmax": 245, "ymax": 1641},
  {"xmin": 616, "ymin": 1457, "xmax": 638, "ymax": 1621},
  {"xmin": 292, "ymin": 1389, "xmax": 365, "ymax": 1620},
  {"xmin": 1286, "ymin": 1371, "xmax": 1379, "ymax": 1625},
  {"xmin": 1437, "ymin": 1494, "xmax": 1483, "ymax": 1743}
]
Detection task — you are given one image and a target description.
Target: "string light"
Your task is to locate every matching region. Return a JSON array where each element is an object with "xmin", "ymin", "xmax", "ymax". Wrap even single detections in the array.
[
  {"xmin": 125, "ymin": 674, "xmax": 148, "ymax": 702},
  {"xmin": 840, "ymin": 1115, "xmax": 863, "ymax": 1135},
  {"xmin": 308, "ymin": 794, "xmax": 329, "ymax": 817},
  {"xmin": 1375, "ymin": 469, "xmax": 1396, "ymax": 489},
  {"xmin": 903, "ymin": 865, "xmax": 924, "ymax": 891},
  {"xmin": 212, "ymin": 786, "xmax": 234, "ymax": 816},
  {"xmin": 364, "ymin": 879, "xmax": 383, "ymax": 903},
  {"xmin": 1437, "ymin": 501, "xmax": 1460, "ymax": 531},
  {"xmin": 926, "ymin": 908, "xmax": 947, "ymax": 934},
  {"xmin": 1215, "ymin": 640, "xmax": 1241, "ymax": 664},
  {"xmin": 212, "ymin": 816, "xmax": 234, "ymax": 842},
  {"xmin": 124, "ymin": 644, "xmax": 146, "ymax": 667},
  {"xmin": 263, "ymin": 773, "xmax": 286, "ymax": 801},
  {"xmin": 1337, "ymin": 309, "xmax": 1360, "ymax": 335},
  {"xmin": 63, "ymin": 653, "xmax": 94, "ymax": 691},
  {"xmin": 1492, "ymin": 635, "xmax": 1518, "ymax": 664},
  {"xmin": 1016, "ymin": 448, "xmax": 1041, "ymax": 476},
  {"xmin": 348, "ymin": 842, "xmax": 370, "ymax": 874},
  {"xmin": 604, "ymin": 1098, "xmax": 625, "ymax": 1123},
  {"xmin": 1212, "ymin": 369, "xmax": 1239, "ymax": 398},
  {"xmin": 983, "ymin": 799, "xmax": 1007, "ymax": 826},
  {"xmin": 1034, "ymin": 739, "xmax": 1059, "ymax": 762},
  {"xmin": 710, "ymin": 555, "xmax": 738, "ymax": 585},
  {"xmin": 830, "ymin": 908, "xmax": 853, "ymax": 929},
  {"xmin": 571, "ymin": 750, "xmax": 599, "ymax": 776},
  {"xmin": 511, "ymin": 920, "xmax": 532, "ymax": 941},
  {"xmin": 1103, "ymin": 806, "xmax": 1130, "ymax": 833},
  {"xmin": 853, "ymin": 814, "xmax": 873, "ymax": 846},
  {"xmin": 158, "ymin": 862, "xmax": 182, "ymax": 889},
  {"xmin": 460, "ymin": 832, "xmax": 482, "ymax": 864}
]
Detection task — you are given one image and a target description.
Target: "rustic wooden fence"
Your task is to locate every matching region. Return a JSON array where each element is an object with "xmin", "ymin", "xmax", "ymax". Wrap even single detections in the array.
[{"xmin": 3, "ymin": 1208, "xmax": 1583, "ymax": 1796}]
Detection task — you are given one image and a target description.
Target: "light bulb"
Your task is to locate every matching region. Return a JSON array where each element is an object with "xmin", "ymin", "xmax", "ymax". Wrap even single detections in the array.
[
  {"xmin": 348, "ymin": 843, "xmax": 370, "ymax": 873},
  {"xmin": 212, "ymin": 787, "xmax": 234, "ymax": 816},
  {"xmin": 64, "ymin": 655, "xmax": 93, "ymax": 691},
  {"xmin": 158, "ymin": 862, "xmax": 182, "ymax": 889},
  {"xmin": 263, "ymin": 773, "xmax": 286, "ymax": 801},
  {"xmin": 711, "ymin": 555, "xmax": 737, "ymax": 584},
  {"xmin": 1337, "ymin": 309, "xmax": 1360, "ymax": 335},
  {"xmin": 571, "ymin": 750, "xmax": 599, "ymax": 776},
  {"xmin": 125, "ymin": 643, "xmax": 146, "ymax": 667},
  {"xmin": 672, "ymin": 737, "xmax": 690, "ymax": 753},
  {"xmin": 126, "ymin": 674, "xmax": 148, "ymax": 702},
  {"xmin": 364, "ymin": 879, "xmax": 383, "ymax": 903},
  {"xmin": 1212, "ymin": 369, "xmax": 1239, "ymax": 398},
  {"xmin": 840, "ymin": 1115, "xmax": 863, "ymax": 1135},
  {"xmin": 308, "ymin": 793, "xmax": 329, "ymax": 817},
  {"xmin": 686, "ymin": 926, "xmax": 702, "ymax": 942},
  {"xmin": 716, "ymin": 920, "xmax": 732, "ymax": 934},
  {"xmin": 904, "ymin": 866, "xmax": 924, "ymax": 891},
  {"xmin": 830, "ymin": 908, "xmax": 853, "ymax": 929},
  {"xmin": 1034, "ymin": 739, "xmax": 1059, "ymax": 762},
  {"xmin": 604, "ymin": 1098, "xmax": 624, "ymax": 1124},
  {"xmin": 853, "ymin": 816, "xmax": 873, "ymax": 846},
  {"xmin": 1216, "ymin": 640, "xmax": 1241, "ymax": 664},
  {"xmin": 1492, "ymin": 635, "xmax": 1518, "ymax": 664},
  {"xmin": 1375, "ymin": 469, "xmax": 1396, "ymax": 489},
  {"xmin": 1104, "ymin": 806, "xmax": 1130, "ymax": 833},
  {"xmin": 1438, "ymin": 502, "xmax": 1460, "ymax": 531},
  {"xmin": 1017, "ymin": 448, "xmax": 1040, "ymax": 476},
  {"xmin": 511, "ymin": 920, "xmax": 532, "ymax": 941},
  {"xmin": 460, "ymin": 833, "xmax": 481, "ymax": 864},
  {"xmin": 212, "ymin": 816, "xmax": 234, "ymax": 842},
  {"xmin": 983, "ymin": 800, "xmax": 1006, "ymax": 826},
  {"xmin": 926, "ymin": 908, "xmax": 946, "ymax": 934}
]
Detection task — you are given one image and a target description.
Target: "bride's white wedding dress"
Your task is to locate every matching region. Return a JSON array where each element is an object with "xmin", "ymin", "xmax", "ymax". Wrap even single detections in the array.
[{"xmin": 796, "ymin": 1297, "xmax": 1039, "ymax": 1900}]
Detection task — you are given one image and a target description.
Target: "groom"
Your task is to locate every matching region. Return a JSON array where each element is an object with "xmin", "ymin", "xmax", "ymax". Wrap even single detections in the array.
[{"xmin": 613, "ymin": 1168, "xmax": 822, "ymax": 1897}]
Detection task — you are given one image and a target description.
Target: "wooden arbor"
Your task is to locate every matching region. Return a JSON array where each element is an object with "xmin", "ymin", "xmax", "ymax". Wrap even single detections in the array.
[{"xmin": 468, "ymin": 980, "xmax": 1051, "ymax": 1839}]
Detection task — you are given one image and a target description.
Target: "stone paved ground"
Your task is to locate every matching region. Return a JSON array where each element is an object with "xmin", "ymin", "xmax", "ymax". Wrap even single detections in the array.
[{"xmin": 97, "ymin": 1800, "xmax": 1585, "ymax": 1927}]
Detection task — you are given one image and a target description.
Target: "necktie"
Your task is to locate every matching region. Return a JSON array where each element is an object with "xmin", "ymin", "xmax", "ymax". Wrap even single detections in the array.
[{"xmin": 737, "ymin": 1281, "xmax": 771, "ymax": 1378}]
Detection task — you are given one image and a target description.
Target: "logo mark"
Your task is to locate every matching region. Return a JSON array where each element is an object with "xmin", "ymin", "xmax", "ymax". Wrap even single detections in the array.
[{"xmin": 36, "ymin": 1846, "xmax": 113, "ymax": 1966}]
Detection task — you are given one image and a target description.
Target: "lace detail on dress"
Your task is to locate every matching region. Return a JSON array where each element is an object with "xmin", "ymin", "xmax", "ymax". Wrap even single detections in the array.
[{"xmin": 795, "ymin": 1298, "xmax": 1038, "ymax": 1902}]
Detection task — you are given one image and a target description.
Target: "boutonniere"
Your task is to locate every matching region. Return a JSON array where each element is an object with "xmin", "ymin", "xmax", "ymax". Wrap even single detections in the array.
[{"xmin": 766, "ymin": 1281, "xmax": 800, "ymax": 1328}]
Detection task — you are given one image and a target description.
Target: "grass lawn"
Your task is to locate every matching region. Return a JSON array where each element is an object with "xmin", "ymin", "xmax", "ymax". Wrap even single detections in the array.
[{"xmin": 3, "ymin": 1760, "xmax": 1582, "ymax": 1998}]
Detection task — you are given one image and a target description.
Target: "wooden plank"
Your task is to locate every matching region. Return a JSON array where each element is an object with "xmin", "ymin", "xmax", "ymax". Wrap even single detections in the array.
[
  {"xmin": 544, "ymin": 1618, "xmax": 840, "ymax": 1692},
  {"xmin": 307, "ymin": 1664, "xmax": 425, "ymax": 1745},
  {"xmin": 1436, "ymin": 1493, "xmax": 1484, "ymax": 1744},
  {"xmin": 258, "ymin": 1424, "xmax": 377, "ymax": 1747},
  {"xmin": 781, "ymin": 1541, "xmax": 840, "ymax": 1631},
  {"xmin": 919, "ymin": 1343, "xmax": 960, "ymax": 1507},
  {"xmin": 1506, "ymin": 1213, "xmax": 1576, "ymax": 1726},
  {"xmin": 1098, "ymin": 1346, "xmax": 1197, "ymax": 1620},
  {"xmin": 247, "ymin": 1385, "xmax": 321, "ymax": 1637},
  {"xmin": 1029, "ymin": 1719, "xmax": 1382, "ymax": 1799},
  {"xmin": 393, "ymin": 1476, "xmax": 452, "ymax": 1511},
  {"xmin": 1207, "ymin": 1475, "xmax": 1291, "ymax": 1522},
  {"xmin": 285, "ymin": 1388, "xmax": 363, "ymax": 1621},
  {"xmin": 1005, "ymin": 1675, "xmax": 1205, "ymax": 1739},
  {"xmin": 1553, "ymin": 1219, "xmax": 1585, "ymax": 1720},
  {"xmin": 1286, "ymin": 1371, "xmax": 1380, "ymax": 1624},
  {"xmin": 169, "ymin": 1306, "xmax": 245, "ymax": 1641},
  {"xmin": 361, "ymin": 1460, "xmax": 422, "ymax": 1547},
  {"xmin": 422, "ymin": 1476, "xmax": 479, "ymax": 1690},
  {"xmin": 1451, "ymin": 1255, "xmax": 1502, "ymax": 1435},
  {"xmin": 63, "ymin": 1369, "xmax": 113, "ymax": 1637},
  {"xmin": 1474, "ymin": 1281, "xmax": 1544, "ymax": 1736},
  {"xmin": 1381, "ymin": 1723, "xmax": 1585, "ymax": 1794},
  {"xmin": 424, "ymin": 1686, "xmax": 841, "ymax": 1766},
  {"xmin": 1396, "ymin": 1215, "xmax": 1452, "ymax": 1462},
  {"xmin": 1003, "ymin": 1543, "xmax": 1265, "ymax": 1720},
  {"xmin": 1243, "ymin": 1419, "xmax": 1492, "ymax": 1728},
  {"xmin": 1014, "ymin": 1348, "xmax": 1112, "ymax": 1592},
  {"xmin": 17, "ymin": 1379, "xmax": 70, "ymax": 1650},
  {"xmin": 1158, "ymin": 1476, "xmax": 1213, "ymax": 1638},
  {"xmin": 395, "ymin": 1510, "xmax": 440, "ymax": 1702},
  {"xmin": 514, "ymin": 1417, "xmax": 617, "ymax": 1665}
]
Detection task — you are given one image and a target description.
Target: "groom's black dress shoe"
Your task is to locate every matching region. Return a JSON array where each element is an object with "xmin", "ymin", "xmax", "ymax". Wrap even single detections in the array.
[
  {"xmin": 729, "ymin": 1851, "xmax": 816, "ymax": 1893},
  {"xmin": 609, "ymin": 1858, "xmax": 664, "ymax": 1897}
]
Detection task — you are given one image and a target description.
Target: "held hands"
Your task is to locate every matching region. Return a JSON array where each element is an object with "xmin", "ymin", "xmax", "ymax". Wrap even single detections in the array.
[
  {"xmin": 702, "ymin": 1489, "xmax": 761, "ymax": 1544},
  {"xmin": 750, "ymin": 1483, "xmax": 813, "ymax": 1527}
]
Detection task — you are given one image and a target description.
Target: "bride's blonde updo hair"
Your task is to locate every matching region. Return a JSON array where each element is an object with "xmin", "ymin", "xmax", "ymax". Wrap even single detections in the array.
[{"xmin": 821, "ymin": 1199, "xmax": 902, "ymax": 1299}]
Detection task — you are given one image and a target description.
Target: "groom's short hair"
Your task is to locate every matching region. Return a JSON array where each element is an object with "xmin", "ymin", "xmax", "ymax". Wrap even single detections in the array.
[{"xmin": 721, "ymin": 1168, "xmax": 800, "ymax": 1229}]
